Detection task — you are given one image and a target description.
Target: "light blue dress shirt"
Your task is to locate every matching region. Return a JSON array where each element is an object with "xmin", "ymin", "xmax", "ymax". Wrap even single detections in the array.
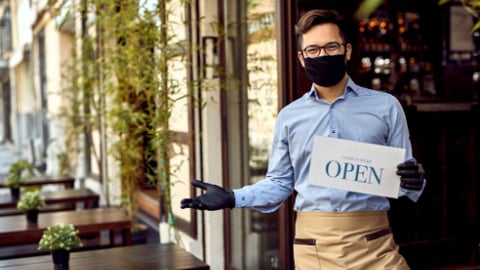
[{"xmin": 234, "ymin": 77, "xmax": 424, "ymax": 213}]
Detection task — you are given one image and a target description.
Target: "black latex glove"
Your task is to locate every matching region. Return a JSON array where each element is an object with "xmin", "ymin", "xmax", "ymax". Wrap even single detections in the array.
[
  {"xmin": 396, "ymin": 161, "xmax": 425, "ymax": 191},
  {"xmin": 180, "ymin": 179, "xmax": 235, "ymax": 210}
]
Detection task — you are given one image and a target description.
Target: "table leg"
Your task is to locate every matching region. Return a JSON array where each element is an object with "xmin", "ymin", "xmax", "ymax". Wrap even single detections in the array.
[
  {"xmin": 122, "ymin": 228, "xmax": 132, "ymax": 246},
  {"xmin": 109, "ymin": 230, "xmax": 115, "ymax": 246}
]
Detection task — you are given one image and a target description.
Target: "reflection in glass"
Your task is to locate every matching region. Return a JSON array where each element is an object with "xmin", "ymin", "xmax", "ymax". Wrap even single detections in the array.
[{"xmin": 246, "ymin": 0, "xmax": 279, "ymax": 269}]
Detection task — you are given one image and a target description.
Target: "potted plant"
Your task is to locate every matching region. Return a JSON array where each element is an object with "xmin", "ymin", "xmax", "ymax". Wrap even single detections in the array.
[
  {"xmin": 38, "ymin": 223, "xmax": 83, "ymax": 269},
  {"xmin": 4, "ymin": 160, "xmax": 35, "ymax": 199},
  {"xmin": 4, "ymin": 174, "xmax": 22, "ymax": 199},
  {"xmin": 16, "ymin": 191, "xmax": 46, "ymax": 223}
]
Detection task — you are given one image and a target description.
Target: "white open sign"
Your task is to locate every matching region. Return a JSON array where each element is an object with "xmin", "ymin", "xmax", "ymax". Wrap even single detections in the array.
[{"xmin": 308, "ymin": 136, "xmax": 406, "ymax": 198}]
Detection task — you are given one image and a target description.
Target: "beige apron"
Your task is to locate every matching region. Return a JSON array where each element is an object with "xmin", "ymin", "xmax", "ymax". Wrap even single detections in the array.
[{"xmin": 294, "ymin": 211, "xmax": 410, "ymax": 270}]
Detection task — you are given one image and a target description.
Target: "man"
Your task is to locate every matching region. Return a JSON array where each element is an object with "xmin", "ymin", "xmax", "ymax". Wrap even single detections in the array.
[{"xmin": 181, "ymin": 9, "xmax": 425, "ymax": 269}]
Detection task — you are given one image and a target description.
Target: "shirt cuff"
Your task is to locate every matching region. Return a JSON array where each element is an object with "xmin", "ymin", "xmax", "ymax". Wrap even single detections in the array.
[
  {"xmin": 398, "ymin": 179, "xmax": 426, "ymax": 202},
  {"xmin": 232, "ymin": 189, "xmax": 252, "ymax": 208}
]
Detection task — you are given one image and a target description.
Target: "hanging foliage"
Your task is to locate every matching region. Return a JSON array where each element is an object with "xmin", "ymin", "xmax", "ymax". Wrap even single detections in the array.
[{"xmin": 52, "ymin": 0, "xmax": 201, "ymax": 244}]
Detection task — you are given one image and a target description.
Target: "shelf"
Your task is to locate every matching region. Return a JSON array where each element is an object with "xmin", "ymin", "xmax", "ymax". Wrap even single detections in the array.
[{"xmin": 411, "ymin": 102, "xmax": 477, "ymax": 112}]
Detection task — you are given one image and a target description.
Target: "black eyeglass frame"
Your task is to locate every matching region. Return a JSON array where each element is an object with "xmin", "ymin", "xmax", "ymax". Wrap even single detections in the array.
[{"xmin": 301, "ymin": 42, "xmax": 346, "ymax": 58}]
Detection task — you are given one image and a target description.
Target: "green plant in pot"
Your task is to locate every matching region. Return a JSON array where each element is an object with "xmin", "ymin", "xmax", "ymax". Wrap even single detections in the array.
[
  {"xmin": 38, "ymin": 223, "xmax": 83, "ymax": 269},
  {"xmin": 16, "ymin": 191, "xmax": 46, "ymax": 223},
  {"xmin": 4, "ymin": 160, "xmax": 35, "ymax": 199}
]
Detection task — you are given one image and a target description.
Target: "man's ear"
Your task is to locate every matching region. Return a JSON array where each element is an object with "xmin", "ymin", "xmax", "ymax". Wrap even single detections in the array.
[
  {"xmin": 297, "ymin": 51, "xmax": 305, "ymax": 67},
  {"xmin": 346, "ymin": 43, "xmax": 352, "ymax": 61}
]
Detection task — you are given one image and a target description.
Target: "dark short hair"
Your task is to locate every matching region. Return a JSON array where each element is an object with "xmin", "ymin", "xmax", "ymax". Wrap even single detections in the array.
[{"xmin": 295, "ymin": 9, "xmax": 347, "ymax": 50}]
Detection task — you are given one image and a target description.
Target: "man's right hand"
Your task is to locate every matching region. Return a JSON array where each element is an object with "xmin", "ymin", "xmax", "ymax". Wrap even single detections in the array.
[{"xmin": 180, "ymin": 179, "xmax": 235, "ymax": 210}]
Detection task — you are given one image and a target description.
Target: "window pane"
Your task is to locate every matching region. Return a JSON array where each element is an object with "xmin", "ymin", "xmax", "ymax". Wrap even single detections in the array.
[{"xmin": 246, "ymin": 0, "xmax": 280, "ymax": 269}]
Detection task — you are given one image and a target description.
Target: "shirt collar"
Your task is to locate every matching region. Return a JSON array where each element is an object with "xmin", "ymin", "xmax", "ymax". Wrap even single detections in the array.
[{"xmin": 306, "ymin": 76, "xmax": 360, "ymax": 101}]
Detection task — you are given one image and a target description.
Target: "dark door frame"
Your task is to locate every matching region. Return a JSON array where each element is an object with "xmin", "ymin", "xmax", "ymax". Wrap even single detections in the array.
[{"xmin": 275, "ymin": 0, "xmax": 303, "ymax": 269}]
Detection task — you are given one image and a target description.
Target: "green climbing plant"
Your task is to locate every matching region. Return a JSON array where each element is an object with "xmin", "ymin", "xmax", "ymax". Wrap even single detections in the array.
[{"xmin": 50, "ymin": 0, "xmax": 213, "ymax": 243}]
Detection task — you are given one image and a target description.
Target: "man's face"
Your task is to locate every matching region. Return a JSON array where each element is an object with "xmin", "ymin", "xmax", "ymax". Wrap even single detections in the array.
[{"xmin": 297, "ymin": 23, "xmax": 352, "ymax": 66}]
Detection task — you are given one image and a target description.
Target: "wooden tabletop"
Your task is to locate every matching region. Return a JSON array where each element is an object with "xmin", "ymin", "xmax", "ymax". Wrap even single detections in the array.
[
  {"xmin": 0, "ymin": 188, "xmax": 99, "ymax": 210},
  {"xmin": 0, "ymin": 175, "xmax": 75, "ymax": 189},
  {"xmin": 0, "ymin": 207, "xmax": 131, "ymax": 246},
  {"xmin": 0, "ymin": 243, "xmax": 209, "ymax": 270}
]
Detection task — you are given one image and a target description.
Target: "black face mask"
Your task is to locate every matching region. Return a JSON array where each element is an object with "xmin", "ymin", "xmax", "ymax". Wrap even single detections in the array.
[{"xmin": 303, "ymin": 54, "xmax": 347, "ymax": 87}]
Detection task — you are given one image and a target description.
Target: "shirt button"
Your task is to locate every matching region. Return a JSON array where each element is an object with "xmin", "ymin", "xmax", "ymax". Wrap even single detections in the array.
[{"xmin": 331, "ymin": 129, "xmax": 336, "ymax": 134}]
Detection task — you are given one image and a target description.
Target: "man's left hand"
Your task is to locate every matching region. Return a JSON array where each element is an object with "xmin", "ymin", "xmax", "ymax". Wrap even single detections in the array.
[{"xmin": 396, "ymin": 161, "xmax": 425, "ymax": 191}]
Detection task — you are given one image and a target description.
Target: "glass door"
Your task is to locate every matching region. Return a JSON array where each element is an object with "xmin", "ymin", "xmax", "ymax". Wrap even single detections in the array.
[
  {"xmin": 245, "ymin": 1, "xmax": 279, "ymax": 269},
  {"xmin": 228, "ymin": 0, "xmax": 280, "ymax": 269}
]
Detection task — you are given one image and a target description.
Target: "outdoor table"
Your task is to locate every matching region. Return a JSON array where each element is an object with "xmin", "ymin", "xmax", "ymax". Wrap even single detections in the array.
[
  {"xmin": 0, "ymin": 243, "xmax": 209, "ymax": 269},
  {"xmin": 0, "ymin": 188, "xmax": 99, "ymax": 215},
  {"xmin": 0, "ymin": 175, "xmax": 75, "ymax": 189},
  {"xmin": 0, "ymin": 207, "xmax": 131, "ymax": 247}
]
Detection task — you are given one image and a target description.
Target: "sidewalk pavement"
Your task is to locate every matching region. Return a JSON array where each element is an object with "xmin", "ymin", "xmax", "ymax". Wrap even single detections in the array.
[{"xmin": 0, "ymin": 143, "xmax": 21, "ymax": 177}]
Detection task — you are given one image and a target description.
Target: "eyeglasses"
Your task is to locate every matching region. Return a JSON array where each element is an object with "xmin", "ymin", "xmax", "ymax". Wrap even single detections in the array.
[{"xmin": 301, "ymin": 42, "xmax": 345, "ymax": 58}]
